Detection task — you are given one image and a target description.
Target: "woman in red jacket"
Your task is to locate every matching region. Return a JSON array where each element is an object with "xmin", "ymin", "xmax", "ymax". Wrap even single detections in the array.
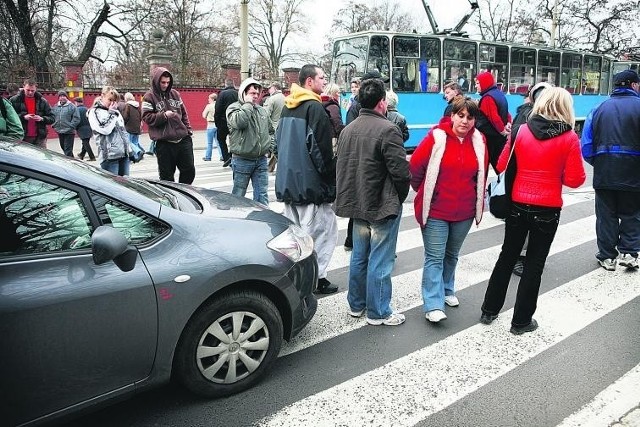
[
  {"xmin": 410, "ymin": 97, "xmax": 489, "ymax": 323},
  {"xmin": 480, "ymin": 87, "xmax": 586, "ymax": 334}
]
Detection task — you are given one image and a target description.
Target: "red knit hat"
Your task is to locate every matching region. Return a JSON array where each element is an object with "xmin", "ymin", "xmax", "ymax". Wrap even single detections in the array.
[{"xmin": 476, "ymin": 72, "xmax": 495, "ymax": 91}]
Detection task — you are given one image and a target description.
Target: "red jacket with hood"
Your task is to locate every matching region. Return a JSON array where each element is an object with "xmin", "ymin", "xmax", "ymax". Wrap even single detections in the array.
[{"xmin": 141, "ymin": 67, "xmax": 192, "ymax": 142}]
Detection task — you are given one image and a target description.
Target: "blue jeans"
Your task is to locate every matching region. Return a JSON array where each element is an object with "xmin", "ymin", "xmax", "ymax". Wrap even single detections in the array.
[
  {"xmin": 421, "ymin": 217, "xmax": 473, "ymax": 312},
  {"xmin": 347, "ymin": 209, "xmax": 402, "ymax": 320},
  {"xmin": 128, "ymin": 133, "xmax": 146, "ymax": 153},
  {"xmin": 204, "ymin": 127, "xmax": 219, "ymax": 160},
  {"xmin": 101, "ymin": 157, "xmax": 130, "ymax": 176},
  {"xmin": 482, "ymin": 203, "xmax": 560, "ymax": 327},
  {"xmin": 231, "ymin": 155, "xmax": 269, "ymax": 206}
]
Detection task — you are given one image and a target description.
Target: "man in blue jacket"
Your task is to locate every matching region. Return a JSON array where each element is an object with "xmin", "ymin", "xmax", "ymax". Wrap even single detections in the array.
[{"xmin": 581, "ymin": 69, "xmax": 640, "ymax": 271}]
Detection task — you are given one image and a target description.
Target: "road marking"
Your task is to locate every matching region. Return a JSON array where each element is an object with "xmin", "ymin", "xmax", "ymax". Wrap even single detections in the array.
[
  {"xmin": 556, "ymin": 363, "xmax": 640, "ymax": 427},
  {"xmin": 262, "ymin": 267, "xmax": 640, "ymax": 427},
  {"xmin": 281, "ymin": 215, "xmax": 596, "ymax": 356}
]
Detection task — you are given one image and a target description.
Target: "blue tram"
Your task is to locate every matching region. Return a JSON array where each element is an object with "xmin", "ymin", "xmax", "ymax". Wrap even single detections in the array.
[{"xmin": 330, "ymin": 30, "xmax": 639, "ymax": 150}]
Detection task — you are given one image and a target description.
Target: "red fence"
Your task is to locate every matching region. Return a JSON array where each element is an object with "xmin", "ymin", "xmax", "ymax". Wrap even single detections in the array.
[{"xmin": 41, "ymin": 87, "xmax": 218, "ymax": 139}]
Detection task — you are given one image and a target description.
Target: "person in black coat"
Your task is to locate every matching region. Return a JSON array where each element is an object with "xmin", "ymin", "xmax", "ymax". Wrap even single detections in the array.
[{"xmin": 214, "ymin": 79, "xmax": 239, "ymax": 166}]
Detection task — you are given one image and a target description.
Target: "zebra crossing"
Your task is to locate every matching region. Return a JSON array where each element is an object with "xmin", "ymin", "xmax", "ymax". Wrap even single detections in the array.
[{"xmin": 75, "ymin": 153, "xmax": 640, "ymax": 427}]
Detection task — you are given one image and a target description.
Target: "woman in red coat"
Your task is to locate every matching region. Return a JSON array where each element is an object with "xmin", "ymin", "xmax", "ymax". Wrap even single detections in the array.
[
  {"xmin": 480, "ymin": 87, "xmax": 586, "ymax": 334},
  {"xmin": 410, "ymin": 97, "xmax": 489, "ymax": 323}
]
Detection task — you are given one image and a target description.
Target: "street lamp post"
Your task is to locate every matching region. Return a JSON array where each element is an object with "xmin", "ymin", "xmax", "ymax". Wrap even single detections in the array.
[
  {"xmin": 240, "ymin": 0, "xmax": 250, "ymax": 81},
  {"xmin": 550, "ymin": 0, "xmax": 558, "ymax": 48}
]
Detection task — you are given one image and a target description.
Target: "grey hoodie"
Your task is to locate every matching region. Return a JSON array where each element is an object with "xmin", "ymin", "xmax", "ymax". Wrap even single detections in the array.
[{"xmin": 226, "ymin": 78, "xmax": 273, "ymax": 159}]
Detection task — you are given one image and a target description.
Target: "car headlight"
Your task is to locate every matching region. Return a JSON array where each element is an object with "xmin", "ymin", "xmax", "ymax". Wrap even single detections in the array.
[{"xmin": 267, "ymin": 224, "xmax": 314, "ymax": 262}]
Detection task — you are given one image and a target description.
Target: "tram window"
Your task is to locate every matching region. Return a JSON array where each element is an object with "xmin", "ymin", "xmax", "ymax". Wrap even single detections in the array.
[
  {"xmin": 420, "ymin": 37, "xmax": 441, "ymax": 93},
  {"xmin": 331, "ymin": 36, "xmax": 369, "ymax": 92},
  {"xmin": 443, "ymin": 39, "xmax": 477, "ymax": 92},
  {"xmin": 537, "ymin": 50, "xmax": 560, "ymax": 87},
  {"xmin": 583, "ymin": 55, "xmax": 602, "ymax": 94},
  {"xmin": 509, "ymin": 48, "xmax": 536, "ymax": 94},
  {"xmin": 561, "ymin": 53, "xmax": 582, "ymax": 94},
  {"xmin": 480, "ymin": 44, "xmax": 508, "ymax": 92},
  {"xmin": 368, "ymin": 36, "xmax": 391, "ymax": 82},
  {"xmin": 601, "ymin": 59, "xmax": 611, "ymax": 94},
  {"xmin": 393, "ymin": 36, "xmax": 437, "ymax": 93}
]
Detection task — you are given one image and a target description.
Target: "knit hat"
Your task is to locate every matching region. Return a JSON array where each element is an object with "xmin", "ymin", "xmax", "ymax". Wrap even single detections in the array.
[
  {"xmin": 361, "ymin": 70, "xmax": 389, "ymax": 83},
  {"xmin": 57, "ymin": 90, "xmax": 68, "ymax": 97},
  {"xmin": 613, "ymin": 70, "xmax": 640, "ymax": 87},
  {"xmin": 476, "ymin": 72, "xmax": 495, "ymax": 91}
]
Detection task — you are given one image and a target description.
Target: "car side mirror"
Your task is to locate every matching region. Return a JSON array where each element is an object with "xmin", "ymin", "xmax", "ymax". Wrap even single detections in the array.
[{"xmin": 91, "ymin": 225, "xmax": 138, "ymax": 272}]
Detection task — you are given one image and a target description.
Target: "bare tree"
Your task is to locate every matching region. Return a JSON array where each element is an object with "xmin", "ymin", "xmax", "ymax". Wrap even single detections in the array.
[
  {"xmin": 247, "ymin": 0, "xmax": 306, "ymax": 80},
  {"xmin": 331, "ymin": 0, "xmax": 415, "ymax": 35}
]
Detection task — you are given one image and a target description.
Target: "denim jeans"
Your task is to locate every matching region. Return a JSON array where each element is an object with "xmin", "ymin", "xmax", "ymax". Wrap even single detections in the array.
[
  {"xmin": 204, "ymin": 127, "xmax": 219, "ymax": 160},
  {"xmin": 595, "ymin": 189, "xmax": 640, "ymax": 260},
  {"xmin": 482, "ymin": 203, "xmax": 560, "ymax": 327},
  {"xmin": 231, "ymin": 155, "xmax": 269, "ymax": 206},
  {"xmin": 128, "ymin": 133, "xmax": 146, "ymax": 153},
  {"xmin": 347, "ymin": 209, "xmax": 402, "ymax": 320},
  {"xmin": 100, "ymin": 157, "xmax": 130, "ymax": 176},
  {"xmin": 421, "ymin": 217, "xmax": 473, "ymax": 312}
]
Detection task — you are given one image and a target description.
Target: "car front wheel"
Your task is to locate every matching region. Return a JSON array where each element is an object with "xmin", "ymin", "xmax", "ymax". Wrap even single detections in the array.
[{"xmin": 174, "ymin": 290, "xmax": 284, "ymax": 397}]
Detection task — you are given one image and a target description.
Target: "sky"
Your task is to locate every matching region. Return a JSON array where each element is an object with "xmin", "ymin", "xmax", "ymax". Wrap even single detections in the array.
[{"xmin": 298, "ymin": 0, "xmax": 474, "ymax": 54}]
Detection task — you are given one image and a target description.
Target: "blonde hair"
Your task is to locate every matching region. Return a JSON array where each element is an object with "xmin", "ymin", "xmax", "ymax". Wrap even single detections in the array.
[
  {"xmin": 209, "ymin": 93, "xmax": 217, "ymax": 101},
  {"xmin": 531, "ymin": 87, "xmax": 575, "ymax": 128},
  {"xmin": 100, "ymin": 86, "xmax": 119, "ymax": 102},
  {"xmin": 386, "ymin": 90, "xmax": 399, "ymax": 108},
  {"xmin": 323, "ymin": 83, "xmax": 340, "ymax": 98},
  {"xmin": 124, "ymin": 92, "xmax": 135, "ymax": 102}
]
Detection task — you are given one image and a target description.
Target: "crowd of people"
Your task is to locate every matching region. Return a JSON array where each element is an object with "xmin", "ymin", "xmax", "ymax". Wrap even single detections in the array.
[{"xmin": 2, "ymin": 65, "xmax": 638, "ymax": 334}]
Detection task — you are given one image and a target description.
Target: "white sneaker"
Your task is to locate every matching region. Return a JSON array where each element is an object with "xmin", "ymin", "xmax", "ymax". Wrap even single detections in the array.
[
  {"xmin": 598, "ymin": 258, "xmax": 617, "ymax": 271},
  {"xmin": 348, "ymin": 307, "xmax": 365, "ymax": 318},
  {"xmin": 426, "ymin": 310, "xmax": 447, "ymax": 323},
  {"xmin": 366, "ymin": 312, "xmax": 406, "ymax": 326},
  {"xmin": 444, "ymin": 295, "xmax": 460, "ymax": 307},
  {"xmin": 618, "ymin": 254, "xmax": 639, "ymax": 269}
]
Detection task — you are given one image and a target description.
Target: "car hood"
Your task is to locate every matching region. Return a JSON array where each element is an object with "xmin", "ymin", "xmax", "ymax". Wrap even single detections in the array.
[{"xmin": 160, "ymin": 181, "xmax": 293, "ymax": 226}]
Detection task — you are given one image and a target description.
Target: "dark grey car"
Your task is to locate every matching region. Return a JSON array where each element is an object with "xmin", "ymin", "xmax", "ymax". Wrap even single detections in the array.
[{"xmin": 0, "ymin": 140, "xmax": 318, "ymax": 426}]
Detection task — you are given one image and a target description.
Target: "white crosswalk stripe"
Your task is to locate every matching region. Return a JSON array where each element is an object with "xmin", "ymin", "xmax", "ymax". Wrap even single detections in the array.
[{"xmin": 87, "ymin": 155, "xmax": 638, "ymax": 427}]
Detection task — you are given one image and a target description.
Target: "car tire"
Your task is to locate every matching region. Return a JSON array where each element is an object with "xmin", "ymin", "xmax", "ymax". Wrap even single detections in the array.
[{"xmin": 174, "ymin": 290, "xmax": 284, "ymax": 398}]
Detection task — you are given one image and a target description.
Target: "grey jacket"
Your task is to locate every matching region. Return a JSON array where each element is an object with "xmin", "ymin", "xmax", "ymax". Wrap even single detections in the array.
[
  {"xmin": 226, "ymin": 78, "xmax": 273, "ymax": 159},
  {"xmin": 52, "ymin": 101, "xmax": 81, "ymax": 135}
]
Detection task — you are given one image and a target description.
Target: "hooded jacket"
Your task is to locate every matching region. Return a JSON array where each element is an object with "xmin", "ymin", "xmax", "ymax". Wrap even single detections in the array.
[
  {"xmin": 581, "ymin": 87, "xmax": 640, "ymax": 191},
  {"xmin": 499, "ymin": 114, "xmax": 585, "ymax": 207},
  {"xmin": 475, "ymin": 71, "xmax": 511, "ymax": 139},
  {"xmin": 0, "ymin": 98, "xmax": 24, "ymax": 139},
  {"xmin": 226, "ymin": 78, "xmax": 273, "ymax": 159},
  {"xmin": 141, "ymin": 67, "xmax": 192, "ymax": 142},
  {"xmin": 275, "ymin": 83, "xmax": 336, "ymax": 205},
  {"xmin": 9, "ymin": 91, "xmax": 55, "ymax": 140},
  {"xmin": 123, "ymin": 100, "xmax": 142, "ymax": 135},
  {"xmin": 88, "ymin": 102, "xmax": 129, "ymax": 161},
  {"xmin": 410, "ymin": 116, "xmax": 488, "ymax": 227}
]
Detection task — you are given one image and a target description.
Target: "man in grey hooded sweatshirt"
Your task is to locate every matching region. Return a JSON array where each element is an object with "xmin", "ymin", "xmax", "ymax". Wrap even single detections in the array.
[{"xmin": 226, "ymin": 78, "xmax": 273, "ymax": 206}]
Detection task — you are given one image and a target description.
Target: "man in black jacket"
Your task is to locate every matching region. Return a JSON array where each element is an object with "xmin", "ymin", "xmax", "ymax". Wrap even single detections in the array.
[
  {"xmin": 214, "ymin": 79, "xmax": 238, "ymax": 166},
  {"xmin": 275, "ymin": 64, "xmax": 338, "ymax": 294},
  {"xmin": 10, "ymin": 79, "xmax": 54, "ymax": 148}
]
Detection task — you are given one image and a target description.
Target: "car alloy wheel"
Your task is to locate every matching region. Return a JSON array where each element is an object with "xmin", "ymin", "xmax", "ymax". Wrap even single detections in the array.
[{"xmin": 174, "ymin": 290, "xmax": 283, "ymax": 397}]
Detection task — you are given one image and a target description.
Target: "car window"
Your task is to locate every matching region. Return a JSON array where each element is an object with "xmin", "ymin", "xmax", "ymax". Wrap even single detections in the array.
[
  {"xmin": 91, "ymin": 192, "xmax": 169, "ymax": 245},
  {"xmin": 0, "ymin": 171, "xmax": 92, "ymax": 256}
]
